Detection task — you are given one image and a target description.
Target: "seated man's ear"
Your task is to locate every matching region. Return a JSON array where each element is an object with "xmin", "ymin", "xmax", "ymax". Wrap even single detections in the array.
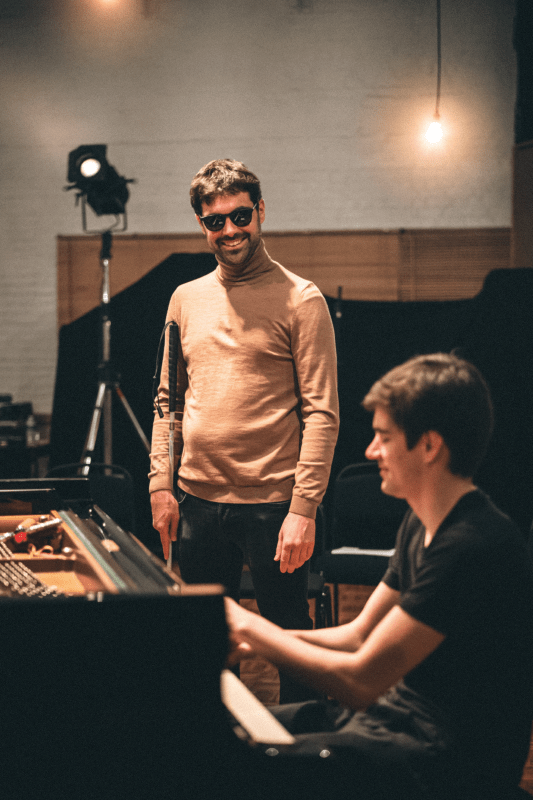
[{"xmin": 422, "ymin": 430, "xmax": 446, "ymax": 464}]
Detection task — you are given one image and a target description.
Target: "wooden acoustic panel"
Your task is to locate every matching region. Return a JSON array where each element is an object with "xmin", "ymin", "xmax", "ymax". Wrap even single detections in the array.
[
  {"xmin": 57, "ymin": 228, "xmax": 512, "ymax": 328},
  {"xmin": 264, "ymin": 231, "xmax": 402, "ymax": 302},
  {"xmin": 397, "ymin": 228, "xmax": 512, "ymax": 300}
]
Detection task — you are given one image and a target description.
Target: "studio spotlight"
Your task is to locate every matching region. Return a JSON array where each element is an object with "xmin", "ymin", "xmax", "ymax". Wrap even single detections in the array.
[
  {"xmin": 63, "ymin": 145, "xmax": 148, "ymax": 471},
  {"xmin": 66, "ymin": 144, "xmax": 134, "ymax": 225}
]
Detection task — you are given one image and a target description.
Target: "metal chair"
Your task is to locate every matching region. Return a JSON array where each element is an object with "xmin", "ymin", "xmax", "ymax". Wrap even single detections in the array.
[{"xmin": 317, "ymin": 462, "xmax": 408, "ymax": 624}]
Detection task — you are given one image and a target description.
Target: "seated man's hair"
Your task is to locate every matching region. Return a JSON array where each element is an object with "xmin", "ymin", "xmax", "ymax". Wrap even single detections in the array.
[
  {"xmin": 362, "ymin": 352, "xmax": 494, "ymax": 478},
  {"xmin": 190, "ymin": 159, "xmax": 262, "ymax": 215}
]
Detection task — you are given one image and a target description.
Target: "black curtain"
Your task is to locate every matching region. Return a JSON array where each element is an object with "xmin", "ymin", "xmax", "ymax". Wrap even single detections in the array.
[{"xmin": 51, "ymin": 260, "xmax": 533, "ymax": 554}]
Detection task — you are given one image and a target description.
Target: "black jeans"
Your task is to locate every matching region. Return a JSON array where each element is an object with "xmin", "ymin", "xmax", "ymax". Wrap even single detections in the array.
[{"xmin": 175, "ymin": 490, "xmax": 314, "ymax": 702}]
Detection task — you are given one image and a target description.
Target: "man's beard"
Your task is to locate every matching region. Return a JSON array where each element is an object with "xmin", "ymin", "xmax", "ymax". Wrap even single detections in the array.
[{"xmin": 213, "ymin": 228, "xmax": 262, "ymax": 269}]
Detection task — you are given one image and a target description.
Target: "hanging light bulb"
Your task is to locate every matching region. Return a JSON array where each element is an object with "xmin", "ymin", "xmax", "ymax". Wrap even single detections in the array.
[
  {"xmin": 425, "ymin": 0, "xmax": 443, "ymax": 144},
  {"xmin": 426, "ymin": 113, "xmax": 443, "ymax": 143}
]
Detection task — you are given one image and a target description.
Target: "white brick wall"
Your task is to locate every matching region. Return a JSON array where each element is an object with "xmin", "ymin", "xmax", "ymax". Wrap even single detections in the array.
[{"xmin": 0, "ymin": 0, "xmax": 517, "ymax": 413}]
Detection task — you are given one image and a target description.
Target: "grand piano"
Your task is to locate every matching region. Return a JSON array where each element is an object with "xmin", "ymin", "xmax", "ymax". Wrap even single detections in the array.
[{"xmin": 0, "ymin": 478, "xmax": 312, "ymax": 800}]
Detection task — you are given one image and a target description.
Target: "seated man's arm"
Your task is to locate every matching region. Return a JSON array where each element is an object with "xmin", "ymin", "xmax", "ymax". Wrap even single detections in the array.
[
  {"xmin": 337, "ymin": 605, "xmax": 445, "ymax": 707},
  {"xmin": 287, "ymin": 581, "xmax": 401, "ymax": 652},
  {"xmin": 225, "ymin": 595, "xmax": 444, "ymax": 711}
]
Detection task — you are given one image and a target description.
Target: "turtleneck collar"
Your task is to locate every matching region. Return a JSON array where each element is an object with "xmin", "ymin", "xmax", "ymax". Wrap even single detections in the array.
[{"xmin": 215, "ymin": 239, "xmax": 275, "ymax": 285}]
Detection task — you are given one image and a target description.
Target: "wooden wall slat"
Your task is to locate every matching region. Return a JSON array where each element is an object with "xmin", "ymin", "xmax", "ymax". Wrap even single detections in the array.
[
  {"xmin": 398, "ymin": 229, "xmax": 511, "ymax": 301},
  {"xmin": 57, "ymin": 228, "xmax": 512, "ymax": 328},
  {"xmin": 265, "ymin": 231, "xmax": 401, "ymax": 301}
]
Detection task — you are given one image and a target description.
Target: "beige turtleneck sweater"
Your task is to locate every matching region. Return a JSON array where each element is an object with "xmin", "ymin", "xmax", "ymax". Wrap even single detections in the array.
[{"xmin": 149, "ymin": 242, "xmax": 339, "ymax": 519}]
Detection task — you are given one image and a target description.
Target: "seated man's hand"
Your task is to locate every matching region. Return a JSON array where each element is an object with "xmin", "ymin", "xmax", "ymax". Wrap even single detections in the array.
[{"xmin": 224, "ymin": 597, "xmax": 255, "ymax": 666}]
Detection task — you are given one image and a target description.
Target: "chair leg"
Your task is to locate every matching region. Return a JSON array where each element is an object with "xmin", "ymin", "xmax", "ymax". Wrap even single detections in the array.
[
  {"xmin": 323, "ymin": 584, "xmax": 333, "ymax": 627},
  {"xmin": 314, "ymin": 596, "xmax": 325, "ymax": 629},
  {"xmin": 314, "ymin": 585, "xmax": 333, "ymax": 629},
  {"xmin": 315, "ymin": 593, "xmax": 325, "ymax": 629},
  {"xmin": 333, "ymin": 583, "xmax": 339, "ymax": 626}
]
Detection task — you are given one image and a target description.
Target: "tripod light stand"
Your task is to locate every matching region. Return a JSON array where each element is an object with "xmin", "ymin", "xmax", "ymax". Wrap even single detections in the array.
[{"xmin": 65, "ymin": 145, "xmax": 150, "ymax": 474}]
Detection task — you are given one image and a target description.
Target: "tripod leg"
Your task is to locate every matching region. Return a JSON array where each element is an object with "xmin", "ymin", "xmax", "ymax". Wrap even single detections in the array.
[
  {"xmin": 81, "ymin": 382, "xmax": 107, "ymax": 474},
  {"xmin": 103, "ymin": 386, "xmax": 113, "ymax": 466},
  {"xmin": 115, "ymin": 386, "xmax": 151, "ymax": 453}
]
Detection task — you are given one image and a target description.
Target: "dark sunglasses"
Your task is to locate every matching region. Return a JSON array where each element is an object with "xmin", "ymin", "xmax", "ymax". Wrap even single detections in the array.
[{"xmin": 199, "ymin": 203, "xmax": 258, "ymax": 232}]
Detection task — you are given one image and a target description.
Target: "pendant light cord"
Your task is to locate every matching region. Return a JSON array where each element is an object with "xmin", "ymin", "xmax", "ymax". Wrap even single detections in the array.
[{"xmin": 435, "ymin": 0, "xmax": 441, "ymax": 117}]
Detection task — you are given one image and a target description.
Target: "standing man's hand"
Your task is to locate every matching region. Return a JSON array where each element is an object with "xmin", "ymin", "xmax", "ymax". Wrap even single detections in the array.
[
  {"xmin": 274, "ymin": 512, "xmax": 315, "ymax": 573},
  {"xmin": 151, "ymin": 489, "xmax": 180, "ymax": 561}
]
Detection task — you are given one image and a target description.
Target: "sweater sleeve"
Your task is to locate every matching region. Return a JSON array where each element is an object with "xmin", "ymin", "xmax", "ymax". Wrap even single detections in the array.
[
  {"xmin": 148, "ymin": 292, "xmax": 187, "ymax": 493},
  {"xmin": 288, "ymin": 285, "xmax": 339, "ymax": 518}
]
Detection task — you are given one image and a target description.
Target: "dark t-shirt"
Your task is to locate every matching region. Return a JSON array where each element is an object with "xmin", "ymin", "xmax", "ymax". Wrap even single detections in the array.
[{"xmin": 383, "ymin": 489, "xmax": 533, "ymax": 790}]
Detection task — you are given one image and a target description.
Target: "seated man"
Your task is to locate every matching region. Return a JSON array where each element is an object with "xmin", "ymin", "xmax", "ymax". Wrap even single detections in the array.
[{"xmin": 225, "ymin": 353, "xmax": 533, "ymax": 800}]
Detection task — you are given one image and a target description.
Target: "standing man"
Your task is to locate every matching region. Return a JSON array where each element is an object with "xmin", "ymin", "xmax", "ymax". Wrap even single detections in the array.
[
  {"xmin": 149, "ymin": 159, "xmax": 339, "ymax": 701},
  {"xmin": 225, "ymin": 353, "xmax": 533, "ymax": 800}
]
